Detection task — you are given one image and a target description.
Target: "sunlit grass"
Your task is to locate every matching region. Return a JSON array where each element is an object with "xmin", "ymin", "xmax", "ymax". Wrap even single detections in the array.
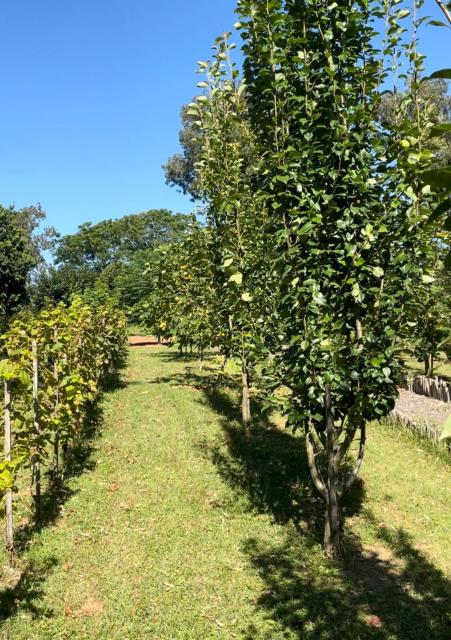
[{"xmin": 1, "ymin": 347, "xmax": 450, "ymax": 639}]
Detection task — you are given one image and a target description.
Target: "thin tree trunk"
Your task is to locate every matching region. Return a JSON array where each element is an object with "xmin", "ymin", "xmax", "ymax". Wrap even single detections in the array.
[
  {"xmin": 241, "ymin": 363, "xmax": 251, "ymax": 425},
  {"xmin": 52, "ymin": 434, "xmax": 59, "ymax": 486},
  {"xmin": 61, "ymin": 440, "xmax": 69, "ymax": 483},
  {"xmin": 4, "ymin": 380, "xmax": 14, "ymax": 563},
  {"xmin": 222, "ymin": 354, "xmax": 228, "ymax": 373},
  {"xmin": 324, "ymin": 384, "xmax": 340, "ymax": 558},
  {"xmin": 32, "ymin": 340, "xmax": 41, "ymax": 522}
]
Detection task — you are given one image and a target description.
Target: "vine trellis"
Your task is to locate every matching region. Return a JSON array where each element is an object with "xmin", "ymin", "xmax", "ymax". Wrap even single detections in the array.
[{"xmin": 0, "ymin": 297, "xmax": 127, "ymax": 562}]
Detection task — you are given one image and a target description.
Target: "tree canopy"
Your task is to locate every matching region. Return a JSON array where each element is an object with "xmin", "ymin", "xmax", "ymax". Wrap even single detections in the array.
[
  {"xmin": 0, "ymin": 204, "xmax": 54, "ymax": 324},
  {"xmin": 55, "ymin": 209, "xmax": 191, "ymax": 272},
  {"xmin": 32, "ymin": 209, "xmax": 192, "ymax": 310}
]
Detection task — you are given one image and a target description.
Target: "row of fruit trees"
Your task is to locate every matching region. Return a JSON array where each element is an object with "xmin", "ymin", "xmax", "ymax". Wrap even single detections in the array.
[
  {"xmin": 139, "ymin": 0, "xmax": 450, "ymax": 557},
  {"xmin": 0, "ymin": 297, "xmax": 127, "ymax": 561}
]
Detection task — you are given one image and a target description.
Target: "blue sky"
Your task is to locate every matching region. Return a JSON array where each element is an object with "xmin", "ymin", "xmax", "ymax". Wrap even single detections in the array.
[{"xmin": 0, "ymin": 1, "xmax": 448, "ymax": 238}]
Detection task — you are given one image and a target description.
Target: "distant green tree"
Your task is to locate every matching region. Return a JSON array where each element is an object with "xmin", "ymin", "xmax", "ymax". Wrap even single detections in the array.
[
  {"xmin": 407, "ymin": 243, "xmax": 451, "ymax": 375},
  {"xmin": 29, "ymin": 263, "xmax": 97, "ymax": 308},
  {"xmin": 379, "ymin": 78, "xmax": 451, "ymax": 167},
  {"xmin": 55, "ymin": 209, "xmax": 191, "ymax": 272},
  {"xmin": 0, "ymin": 206, "xmax": 37, "ymax": 328},
  {"xmin": 163, "ymin": 106, "xmax": 203, "ymax": 200},
  {"xmin": 36, "ymin": 210, "xmax": 191, "ymax": 307}
]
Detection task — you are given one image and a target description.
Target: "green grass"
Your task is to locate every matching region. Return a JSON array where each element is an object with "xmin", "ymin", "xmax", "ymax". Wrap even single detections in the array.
[
  {"xmin": 127, "ymin": 323, "xmax": 148, "ymax": 336},
  {"xmin": 403, "ymin": 352, "xmax": 451, "ymax": 380},
  {"xmin": 1, "ymin": 347, "xmax": 450, "ymax": 639}
]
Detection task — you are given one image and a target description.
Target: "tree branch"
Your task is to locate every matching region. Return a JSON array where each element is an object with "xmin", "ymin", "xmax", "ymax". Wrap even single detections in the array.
[
  {"xmin": 338, "ymin": 423, "xmax": 366, "ymax": 497},
  {"xmin": 337, "ymin": 425, "xmax": 358, "ymax": 463},
  {"xmin": 435, "ymin": 0, "xmax": 451, "ymax": 25},
  {"xmin": 305, "ymin": 428, "xmax": 327, "ymax": 500}
]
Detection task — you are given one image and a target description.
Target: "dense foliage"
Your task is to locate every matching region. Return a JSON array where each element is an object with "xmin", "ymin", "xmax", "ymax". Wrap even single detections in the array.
[
  {"xmin": 138, "ymin": 224, "xmax": 218, "ymax": 356},
  {"xmin": 0, "ymin": 204, "xmax": 55, "ymax": 325},
  {"xmin": 32, "ymin": 210, "xmax": 192, "ymax": 310},
  {"xmin": 150, "ymin": 0, "xmax": 449, "ymax": 556},
  {"xmin": 0, "ymin": 298, "xmax": 127, "ymax": 551}
]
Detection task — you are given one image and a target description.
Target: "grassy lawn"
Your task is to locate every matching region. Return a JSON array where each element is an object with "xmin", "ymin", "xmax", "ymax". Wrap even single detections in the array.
[
  {"xmin": 1, "ymin": 347, "xmax": 450, "ymax": 639},
  {"xmin": 403, "ymin": 352, "xmax": 451, "ymax": 380},
  {"xmin": 128, "ymin": 323, "xmax": 149, "ymax": 336}
]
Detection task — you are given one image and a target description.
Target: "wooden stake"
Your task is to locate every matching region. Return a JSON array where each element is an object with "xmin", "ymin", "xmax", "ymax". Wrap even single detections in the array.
[
  {"xmin": 4, "ymin": 379, "xmax": 14, "ymax": 563},
  {"xmin": 32, "ymin": 340, "xmax": 41, "ymax": 521},
  {"xmin": 52, "ymin": 328, "xmax": 59, "ymax": 486},
  {"xmin": 241, "ymin": 364, "xmax": 251, "ymax": 425}
]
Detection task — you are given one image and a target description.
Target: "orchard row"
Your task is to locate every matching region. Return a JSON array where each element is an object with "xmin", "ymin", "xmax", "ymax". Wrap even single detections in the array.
[{"xmin": 0, "ymin": 297, "xmax": 127, "ymax": 558}]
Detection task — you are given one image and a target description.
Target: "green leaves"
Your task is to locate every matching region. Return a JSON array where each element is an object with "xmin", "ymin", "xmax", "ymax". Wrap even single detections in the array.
[
  {"xmin": 430, "ymin": 123, "xmax": 451, "ymax": 137},
  {"xmin": 430, "ymin": 198, "xmax": 451, "ymax": 222},
  {"xmin": 429, "ymin": 69, "xmax": 451, "ymax": 80},
  {"xmin": 0, "ymin": 298, "xmax": 127, "ymax": 494},
  {"xmin": 0, "ymin": 359, "xmax": 29, "ymax": 385},
  {"xmin": 422, "ymin": 168, "xmax": 451, "ymax": 191}
]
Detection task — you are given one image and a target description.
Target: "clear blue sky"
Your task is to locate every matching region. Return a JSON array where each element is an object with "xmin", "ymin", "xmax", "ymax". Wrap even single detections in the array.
[{"xmin": 0, "ymin": 1, "xmax": 448, "ymax": 238}]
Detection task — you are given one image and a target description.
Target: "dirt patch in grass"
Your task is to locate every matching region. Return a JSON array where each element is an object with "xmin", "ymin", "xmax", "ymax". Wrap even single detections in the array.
[
  {"xmin": 128, "ymin": 335, "xmax": 169, "ymax": 347},
  {"xmin": 75, "ymin": 596, "xmax": 105, "ymax": 618}
]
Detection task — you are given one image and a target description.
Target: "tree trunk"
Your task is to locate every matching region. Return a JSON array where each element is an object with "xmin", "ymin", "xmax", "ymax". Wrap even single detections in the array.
[
  {"xmin": 241, "ymin": 364, "xmax": 251, "ymax": 425},
  {"xmin": 324, "ymin": 384, "xmax": 340, "ymax": 558},
  {"xmin": 4, "ymin": 380, "xmax": 14, "ymax": 563},
  {"xmin": 61, "ymin": 440, "xmax": 69, "ymax": 483},
  {"xmin": 222, "ymin": 355, "xmax": 228, "ymax": 373},
  {"xmin": 52, "ymin": 434, "xmax": 59, "ymax": 486},
  {"xmin": 425, "ymin": 354, "xmax": 433, "ymax": 376}
]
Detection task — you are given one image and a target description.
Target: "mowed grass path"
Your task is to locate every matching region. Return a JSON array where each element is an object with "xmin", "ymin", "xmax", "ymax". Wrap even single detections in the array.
[{"xmin": 1, "ymin": 347, "xmax": 450, "ymax": 639}]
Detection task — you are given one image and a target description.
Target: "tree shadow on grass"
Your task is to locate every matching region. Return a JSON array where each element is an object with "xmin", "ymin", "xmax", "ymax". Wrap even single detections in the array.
[
  {"xmin": 150, "ymin": 349, "xmax": 218, "ymax": 364},
  {"xmin": 14, "ymin": 398, "xmax": 103, "ymax": 554},
  {"xmin": 156, "ymin": 366, "xmax": 363, "ymax": 532},
  {"xmin": 154, "ymin": 363, "xmax": 451, "ymax": 639},
  {"xmin": 243, "ymin": 516, "xmax": 451, "ymax": 639},
  {"xmin": 0, "ymin": 556, "xmax": 58, "ymax": 622}
]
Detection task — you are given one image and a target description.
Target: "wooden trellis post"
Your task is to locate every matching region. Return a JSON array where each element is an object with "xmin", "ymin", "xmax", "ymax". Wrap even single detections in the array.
[
  {"xmin": 52, "ymin": 328, "xmax": 60, "ymax": 486},
  {"xmin": 4, "ymin": 379, "xmax": 14, "ymax": 562},
  {"xmin": 32, "ymin": 340, "xmax": 41, "ymax": 520}
]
